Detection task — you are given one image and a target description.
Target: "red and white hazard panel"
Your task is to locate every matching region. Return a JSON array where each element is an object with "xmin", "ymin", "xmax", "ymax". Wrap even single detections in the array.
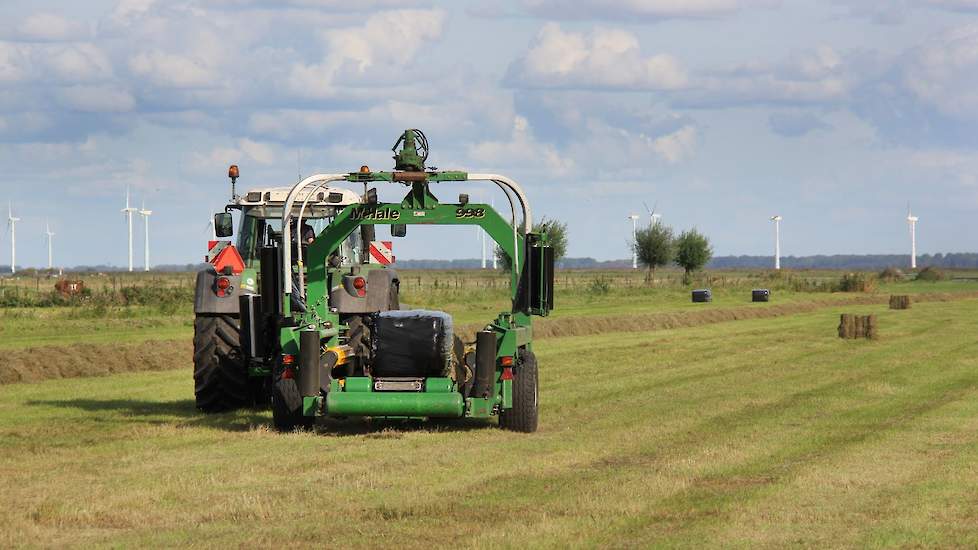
[{"xmin": 369, "ymin": 241, "xmax": 394, "ymax": 265}]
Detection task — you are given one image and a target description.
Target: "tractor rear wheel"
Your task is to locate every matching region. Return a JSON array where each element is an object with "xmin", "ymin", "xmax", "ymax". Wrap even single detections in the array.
[
  {"xmin": 193, "ymin": 314, "xmax": 251, "ymax": 412},
  {"xmin": 499, "ymin": 349, "xmax": 539, "ymax": 433},
  {"xmin": 271, "ymin": 377, "xmax": 313, "ymax": 432}
]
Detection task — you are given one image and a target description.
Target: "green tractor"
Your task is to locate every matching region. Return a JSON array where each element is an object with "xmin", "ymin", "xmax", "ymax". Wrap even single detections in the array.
[{"xmin": 193, "ymin": 130, "xmax": 554, "ymax": 432}]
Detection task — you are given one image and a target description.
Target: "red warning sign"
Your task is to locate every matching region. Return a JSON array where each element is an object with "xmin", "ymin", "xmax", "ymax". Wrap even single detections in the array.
[{"xmin": 369, "ymin": 241, "xmax": 394, "ymax": 265}]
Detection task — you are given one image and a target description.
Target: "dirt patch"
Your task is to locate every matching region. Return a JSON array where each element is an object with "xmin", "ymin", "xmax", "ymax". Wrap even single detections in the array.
[
  {"xmin": 0, "ymin": 340, "xmax": 191, "ymax": 385},
  {"xmin": 3, "ymin": 291, "xmax": 976, "ymax": 386}
]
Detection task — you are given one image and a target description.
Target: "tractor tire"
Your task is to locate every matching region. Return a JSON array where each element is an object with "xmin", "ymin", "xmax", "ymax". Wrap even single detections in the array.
[
  {"xmin": 271, "ymin": 377, "xmax": 313, "ymax": 432},
  {"xmin": 499, "ymin": 349, "xmax": 539, "ymax": 433},
  {"xmin": 193, "ymin": 314, "xmax": 251, "ymax": 412}
]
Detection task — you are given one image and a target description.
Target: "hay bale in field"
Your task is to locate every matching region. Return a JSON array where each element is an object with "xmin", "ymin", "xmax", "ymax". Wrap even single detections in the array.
[
  {"xmin": 889, "ymin": 295, "xmax": 911, "ymax": 310},
  {"xmin": 839, "ymin": 313, "xmax": 878, "ymax": 340}
]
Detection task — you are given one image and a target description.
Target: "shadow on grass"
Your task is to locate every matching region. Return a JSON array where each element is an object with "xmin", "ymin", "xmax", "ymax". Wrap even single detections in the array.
[
  {"xmin": 26, "ymin": 398, "xmax": 496, "ymax": 436},
  {"xmin": 26, "ymin": 398, "xmax": 269, "ymax": 432},
  {"xmin": 316, "ymin": 416, "xmax": 494, "ymax": 437}
]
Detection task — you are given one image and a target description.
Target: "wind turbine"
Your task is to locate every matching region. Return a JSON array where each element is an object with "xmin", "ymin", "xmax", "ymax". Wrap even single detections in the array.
[
  {"xmin": 44, "ymin": 221, "xmax": 55, "ymax": 270},
  {"xmin": 643, "ymin": 202, "xmax": 661, "ymax": 228},
  {"xmin": 206, "ymin": 208, "xmax": 217, "ymax": 240},
  {"xmin": 7, "ymin": 203, "xmax": 19, "ymax": 274},
  {"xmin": 628, "ymin": 214, "xmax": 640, "ymax": 269},
  {"xmin": 907, "ymin": 206, "xmax": 919, "ymax": 270},
  {"xmin": 121, "ymin": 188, "xmax": 137, "ymax": 272},
  {"xmin": 770, "ymin": 215, "xmax": 782, "ymax": 270},
  {"xmin": 139, "ymin": 201, "xmax": 152, "ymax": 272}
]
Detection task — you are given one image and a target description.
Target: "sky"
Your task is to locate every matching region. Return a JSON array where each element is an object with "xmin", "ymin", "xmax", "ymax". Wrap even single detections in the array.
[{"xmin": 1, "ymin": 0, "xmax": 977, "ymax": 268}]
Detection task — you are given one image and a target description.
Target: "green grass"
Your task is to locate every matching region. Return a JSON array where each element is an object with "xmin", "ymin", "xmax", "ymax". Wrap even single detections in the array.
[
  {"xmin": 2, "ymin": 299, "xmax": 977, "ymax": 547},
  {"xmin": 2, "ymin": 268, "xmax": 977, "ymax": 349},
  {"xmin": 0, "ymin": 306, "xmax": 193, "ymax": 349}
]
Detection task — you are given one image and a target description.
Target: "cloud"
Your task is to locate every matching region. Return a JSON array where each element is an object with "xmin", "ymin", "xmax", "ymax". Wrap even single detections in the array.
[
  {"xmin": 0, "ymin": 42, "xmax": 113, "ymax": 84},
  {"xmin": 768, "ymin": 111, "xmax": 830, "ymax": 137},
  {"xmin": 55, "ymin": 85, "xmax": 136, "ymax": 113},
  {"xmin": 898, "ymin": 25, "xmax": 978, "ymax": 119},
  {"xmin": 519, "ymin": 0, "xmax": 780, "ymax": 20},
  {"xmin": 128, "ymin": 51, "xmax": 213, "ymax": 88},
  {"xmin": 925, "ymin": 0, "xmax": 978, "ymax": 11},
  {"xmin": 287, "ymin": 9, "xmax": 446, "ymax": 97},
  {"xmin": 467, "ymin": 115, "xmax": 575, "ymax": 175},
  {"xmin": 8, "ymin": 12, "xmax": 91, "ymax": 42},
  {"xmin": 651, "ymin": 125, "xmax": 696, "ymax": 162},
  {"xmin": 192, "ymin": 138, "xmax": 279, "ymax": 171},
  {"xmin": 506, "ymin": 24, "xmax": 687, "ymax": 91}
]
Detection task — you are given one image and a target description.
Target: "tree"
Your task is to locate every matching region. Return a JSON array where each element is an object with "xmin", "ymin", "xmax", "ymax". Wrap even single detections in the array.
[
  {"xmin": 633, "ymin": 223, "xmax": 674, "ymax": 284},
  {"xmin": 495, "ymin": 217, "xmax": 568, "ymax": 271},
  {"xmin": 674, "ymin": 228, "xmax": 713, "ymax": 285}
]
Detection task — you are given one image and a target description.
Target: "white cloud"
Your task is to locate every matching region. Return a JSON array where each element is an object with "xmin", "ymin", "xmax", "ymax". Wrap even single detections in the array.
[
  {"xmin": 650, "ymin": 125, "xmax": 696, "ymax": 163},
  {"xmin": 16, "ymin": 12, "xmax": 90, "ymax": 42},
  {"xmin": 899, "ymin": 24, "xmax": 978, "ymax": 119},
  {"xmin": 467, "ymin": 115, "xmax": 575, "ymax": 175},
  {"xmin": 129, "ymin": 51, "xmax": 213, "ymax": 88},
  {"xmin": 508, "ymin": 24, "xmax": 687, "ymax": 91},
  {"xmin": 192, "ymin": 138, "xmax": 279, "ymax": 171},
  {"xmin": 0, "ymin": 42, "xmax": 113, "ymax": 84},
  {"xmin": 55, "ymin": 85, "xmax": 136, "ymax": 113},
  {"xmin": 288, "ymin": 9, "xmax": 446, "ymax": 96},
  {"xmin": 521, "ymin": 0, "xmax": 780, "ymax": 20},
  {"xmin": 108, "ymin": 0, "xmax": 159, "ymax": 27}
]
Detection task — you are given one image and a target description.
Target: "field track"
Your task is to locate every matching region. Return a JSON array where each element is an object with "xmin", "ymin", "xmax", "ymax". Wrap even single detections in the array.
[{"xmin": 3, "ymin": 291, "xmax": 977, "ymax": 385}]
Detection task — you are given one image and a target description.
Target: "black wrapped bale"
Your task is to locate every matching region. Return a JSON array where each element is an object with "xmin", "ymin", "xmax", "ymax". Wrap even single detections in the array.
[
  {"xmin": 372, "ymin": 310, "xmax": 453, "ymax": 378},
  {"xmin": 752, "ymin": 289, "xmax": 771, "ymax": 302},
  {"xmin": 692, "ymin": 289, "xmax": 712, "ymax": 303}
]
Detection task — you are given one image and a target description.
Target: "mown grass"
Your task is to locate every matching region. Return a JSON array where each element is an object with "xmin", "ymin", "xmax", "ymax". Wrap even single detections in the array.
[
  {"xmin": 1, "ymin": 268, "xmax": 977, "ymax": 350},
  {"xmin": 1, "ymin": 299, "xmax": 977, "ymax": 547}
]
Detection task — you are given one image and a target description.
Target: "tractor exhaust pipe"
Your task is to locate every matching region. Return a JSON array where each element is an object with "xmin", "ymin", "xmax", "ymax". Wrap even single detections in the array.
[
  {"xmin": 298, "ymin": 329, "xmax": 321, "ymax": 398},
  {"xmin": 473, "ymin": 330, "xmax": 497, "ymax": 399}
]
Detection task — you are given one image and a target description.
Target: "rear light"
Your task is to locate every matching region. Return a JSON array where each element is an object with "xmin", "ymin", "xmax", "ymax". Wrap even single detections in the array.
[
  {"xmin": 353, "ymin": 276, "xmax": 366, "ymax": 297},
  {"xmin": 282, "ymin": 367, "xmax": 295, "ymax": 380},
  {"xmin": 500, "ymin": 356, "xmax": 514, "ymax": 367},
  {"xmin": 501, "ymin": 367, "xmax": 514, "ymax": 381},
  {"xmin": 216, "ymin": 277, "xmax": 231, "ymax": 290},
  {"xmin": 282, "ymin": 354, "xmax": 295, "ymax": 365}
]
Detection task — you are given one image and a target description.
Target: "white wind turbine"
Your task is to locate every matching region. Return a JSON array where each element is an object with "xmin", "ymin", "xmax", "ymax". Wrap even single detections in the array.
[
  {"xmin": 7, "ymin": 203, "xmax": 19, "ymax": 274},
  {"xmin": 122, "ymin": 188, "xmax": 138, "ymax": 272},
  {"xmin": 207, "ymin": 209, "xmax": 217, "ymax": 240},
  {"xmin": 139, "ymin": 201, "xmax": 152, "ymax": 272},
  {"xmin": 44, "ymin": 221, "xmax": 55, "ymax": 270},
  {"xmin": 770, "ymin": 215, "xmax": 783, "ymax": 270},
  {"xmin": 628, "ymin": 214, "xmax": 640, "ymax": 269},
  {"xmin": 907, "ymin": 206, "xmax": 919, "ymax": 270},
  {"xmin": 643, "ymin": 202, "xmax": 661, "ymax": 228}
]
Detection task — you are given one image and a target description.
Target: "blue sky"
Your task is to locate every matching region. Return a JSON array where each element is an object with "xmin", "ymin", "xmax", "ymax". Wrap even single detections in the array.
[{"xmin": 1, "ymin": 0, "xmax": 977, "ymax": 267}]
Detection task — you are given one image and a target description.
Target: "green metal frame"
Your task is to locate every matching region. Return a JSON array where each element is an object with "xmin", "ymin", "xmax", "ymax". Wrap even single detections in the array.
[{"xmin": 276, "ymin": 133, "xmax": 549, "ymax": 421}]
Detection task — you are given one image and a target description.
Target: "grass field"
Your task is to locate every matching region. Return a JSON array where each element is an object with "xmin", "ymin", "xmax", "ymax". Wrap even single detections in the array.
[
  {"xmin": 2, "ymin": 297, "xmax": 977, "ymax": 547},
  {"xmin": 2, "ymin": 268, "xmax": 976, "ymax": 351}
]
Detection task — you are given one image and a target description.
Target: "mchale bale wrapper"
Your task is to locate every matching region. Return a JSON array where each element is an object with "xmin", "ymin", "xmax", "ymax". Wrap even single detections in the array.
[{"xmin": 192, "ymin": 129, "xmax": 553, "ymax": 432}]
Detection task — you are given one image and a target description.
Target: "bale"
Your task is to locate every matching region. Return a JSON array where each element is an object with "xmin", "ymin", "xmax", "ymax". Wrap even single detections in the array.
[
  {"xmin": 839, "ymin": 313, "xmax": 878, "ymax": 340},
  {"xmin": 889, "ymin": 295, "xmax": 911, "ymax": 310},
  {"xmin": 864, "ymin": 314, "xmax": 878, "ymax": 340},
  {"xmin": 839, "ymin": 314, "xmax": 855, "ymax": 339}
]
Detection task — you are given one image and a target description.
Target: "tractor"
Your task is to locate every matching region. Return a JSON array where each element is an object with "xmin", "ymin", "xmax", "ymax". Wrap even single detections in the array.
[{"xmin": 193, "ymin": 129, "xmax": 554, "ymax": 432}]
